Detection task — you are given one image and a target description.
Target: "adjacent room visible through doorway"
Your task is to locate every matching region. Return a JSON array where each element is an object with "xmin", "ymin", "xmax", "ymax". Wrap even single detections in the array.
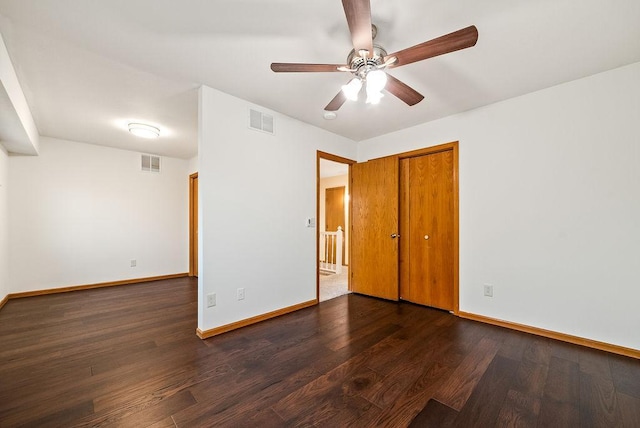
[{"xmin": 317, "ymin": 152, "xmax": 354, "ymax": 302}]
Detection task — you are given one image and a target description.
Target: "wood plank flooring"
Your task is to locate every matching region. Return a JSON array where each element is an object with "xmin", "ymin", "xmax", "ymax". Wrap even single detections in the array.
[{"xmin": 1, "ymin": 277, "xmax": 639, "ymax": 427}]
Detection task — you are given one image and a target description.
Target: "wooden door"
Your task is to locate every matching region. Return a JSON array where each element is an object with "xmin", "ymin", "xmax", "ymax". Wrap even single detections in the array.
[
  {"xmin": 189, "ymin": 173, "xmax": 199, "ymax": 277},
  {"xmin": 350, "ymin": 156, "xmax": 399, "ymax": 300},
  {"xmin": 325, "ymin": 186, "xmax": 346, "ymax": 265},
  {"xmin": 400, "ymin": 150, "xmax": 455, "ymax": 310}
]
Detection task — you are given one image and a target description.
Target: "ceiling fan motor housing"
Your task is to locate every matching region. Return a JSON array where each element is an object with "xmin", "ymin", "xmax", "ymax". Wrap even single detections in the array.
[{"xmin": 347, "ymin": 44, "xmax": 388, "ymax": 78}]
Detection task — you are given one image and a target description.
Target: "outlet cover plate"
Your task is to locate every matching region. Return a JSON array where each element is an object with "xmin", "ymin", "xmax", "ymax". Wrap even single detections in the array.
[
  {"xmin": 207, "ymin": 293, "xmax": 216, "ymax": 307},
  {"xmin": 483, "ymin": 285, "xmax": 493, "ymax": 297}
]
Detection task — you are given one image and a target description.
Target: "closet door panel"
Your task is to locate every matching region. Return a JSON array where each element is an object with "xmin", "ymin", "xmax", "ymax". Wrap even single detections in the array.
[
  {"xmin": 405, "ymin": 150, "xmax": 455, "ymax": 310},
  {"xmin": 350, "ymin": 157, "xmax": 399, "ymax": 300}
]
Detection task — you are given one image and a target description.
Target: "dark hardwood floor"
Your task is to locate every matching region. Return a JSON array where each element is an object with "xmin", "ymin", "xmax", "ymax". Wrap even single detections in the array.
[{"xmin": 1, "ymin": 278, "xmax": 639, "ymax": 427}]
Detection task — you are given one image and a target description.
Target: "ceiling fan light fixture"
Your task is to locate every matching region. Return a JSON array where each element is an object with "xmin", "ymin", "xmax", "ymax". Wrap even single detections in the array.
[
  {"xmin": 365, "ymin": 69, "xmax": 387, "ymax": 104},
  {"xmin": 270, "ymin": 1, "xmax": 478, "ymax": 113},
  {"xmin": 128, "ymin": 122, "xmax": 160, "ymax": 139},
  {"xmin": 341, "ymin": 77, "xmax": 362, "ymax": 101},
  {"xmin": 366, "ymin": 91, "xmax": 384, "ymax": 105},
  {"xmin": 366, "ymin": 69, "xmax": 387, "ymax": 93}
]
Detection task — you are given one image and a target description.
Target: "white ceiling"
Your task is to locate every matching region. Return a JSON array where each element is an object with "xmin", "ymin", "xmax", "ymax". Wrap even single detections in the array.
[
  {"xmin": 0, "ymin": 0, "xmax": 639, "ymax": 159},
  {"xmin": 320, "ymin": 158, "xmax": 349, "ymax": 178}
]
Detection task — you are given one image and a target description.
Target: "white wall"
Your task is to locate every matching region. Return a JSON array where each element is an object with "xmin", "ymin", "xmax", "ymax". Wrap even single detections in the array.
[
  {"xmin": 359, "ymin": 62, "xmax": 640, "ymax": 350},
  {"xmin": 0, "ymin": 33, "xmax": 39, "ymax": 155},
  {"xmin": 0, "ymin": 146, "xmax": 8, "ymax": 301},
  {"xmin": 198, "ymin": 86, "xmax": 357, "ymax": 332},
  {"xmin": 8, "ymin": 137, "xmax": 189, "ymax": 293},
  {"xmin": 187, "ymin": 155, "xmax": 198, "ymax": 175}
]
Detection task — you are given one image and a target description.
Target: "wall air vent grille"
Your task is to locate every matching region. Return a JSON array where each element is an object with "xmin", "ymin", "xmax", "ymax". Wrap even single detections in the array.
[
  {"xmin": 141, "ymin": 154, "xmax": 161, "ymax": 173},
  {"xmin": 249, "ymin": 109, "xmax": 275, "ymax": 135}
]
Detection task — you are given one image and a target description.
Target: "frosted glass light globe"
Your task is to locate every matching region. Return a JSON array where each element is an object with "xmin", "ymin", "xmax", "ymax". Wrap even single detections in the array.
[
  {"xmin": 128, "ymin": 123, "xmax": 160, "ymax": 139},
  {"xmin": 366, "ymin": 70, "xmax": 387, "ymax": 93},
  {"xmin": 341, "ymin": 78, "xmax": 363, "ymax": 101}
]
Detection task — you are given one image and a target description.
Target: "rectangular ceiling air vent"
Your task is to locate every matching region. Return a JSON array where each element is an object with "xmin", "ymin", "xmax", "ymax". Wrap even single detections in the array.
[
  {"xmin": 141, "ymin": 154, "xmax": 161, "ymax": 173},
  {"xmin": 249, "ymin": 109, "xmax": 274, "ymax": 135}
]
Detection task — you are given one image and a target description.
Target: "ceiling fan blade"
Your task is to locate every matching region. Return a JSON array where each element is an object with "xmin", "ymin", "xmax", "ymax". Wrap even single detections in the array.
[
  {"xmin": 325, "ymin": 91, "xmax": 347, "ymax": 111},
  {"xmin": 342, "ymin": 0, "xmax": 373, "ymax": 55},
  {"xmin": 271, "ymin": 63, "xmax": 346, "ymax": 72},
  {"xmin": 385, "ymin": 25, "xmax": 478, "ymax": 68},
  {"xmin": 385, "ymin": 74, "xmax": 424, "ymax": 106}
]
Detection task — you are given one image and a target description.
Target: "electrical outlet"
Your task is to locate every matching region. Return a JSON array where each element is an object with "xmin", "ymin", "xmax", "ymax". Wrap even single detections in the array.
[
  {"xmin": 483, "ymin": 284, "xmax": 493, "ymax": 297},
  {"xmin": 130, "ymin": 259, "xmax": 137, "ymax": 267},
  {"xmin": 237, "ymin": 288, "xmax": 245, "ymax": 300},
  {"xmin": 207, "ymin": 293, "xmax": 216, "ymax": 307}
]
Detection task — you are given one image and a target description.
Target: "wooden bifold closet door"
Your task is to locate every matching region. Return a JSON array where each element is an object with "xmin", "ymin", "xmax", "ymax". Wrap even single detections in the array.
[
  {"xmin": 350, "ymin": 143, "xmax": 457, "ymax": 311},
  {"xmin": 399, "ymin": 150, "xmax": 455, "ymax": 311}
]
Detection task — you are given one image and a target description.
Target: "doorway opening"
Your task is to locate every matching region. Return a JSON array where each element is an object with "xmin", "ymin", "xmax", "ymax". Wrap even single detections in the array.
[{"xmin": 317, "ymin": 152, "xmax": 355, "ymax": 302}]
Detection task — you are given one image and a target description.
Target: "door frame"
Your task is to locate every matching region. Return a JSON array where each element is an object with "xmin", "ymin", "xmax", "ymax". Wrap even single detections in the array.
[
  {"xmin": 189, "ymin": 172, "xmax": 198, "ymax": 277},
  {"xmin": 397, "ymin": 141, "xmax": 459, "ymax": 313},
  {"xmin": 317, "ymin": 151, "xmax": 356, "ymax": 301}
]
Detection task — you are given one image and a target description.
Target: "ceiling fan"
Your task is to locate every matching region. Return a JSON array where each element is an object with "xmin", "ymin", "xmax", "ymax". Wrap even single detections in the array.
[{"xmin": 270, "ymin": 0, "xmax": 478, "ymax": 111}]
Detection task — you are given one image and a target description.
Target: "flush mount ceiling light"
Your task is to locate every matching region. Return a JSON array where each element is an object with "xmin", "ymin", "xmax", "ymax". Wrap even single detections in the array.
[{"xmin": 128, "ymin": 123, "xmax": 160, "ymax": 139}]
